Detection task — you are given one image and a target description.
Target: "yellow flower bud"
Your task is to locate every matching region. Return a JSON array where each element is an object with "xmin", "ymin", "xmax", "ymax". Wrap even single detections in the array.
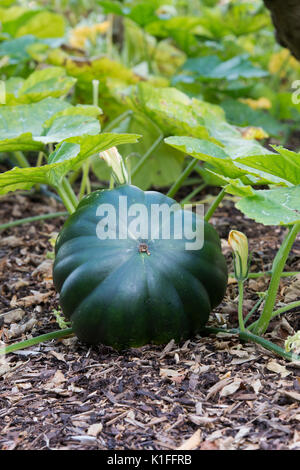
[
  {"xmin": 100, "ymin": 147, "xmax": 128, "ymax": 185},
  {"xmin": 285, "ymin": 331, "xmax": 300, "ymax": 355},
  {"xmin": 228, "ymin": 230, "xmax": 249, "ymax": 280}
]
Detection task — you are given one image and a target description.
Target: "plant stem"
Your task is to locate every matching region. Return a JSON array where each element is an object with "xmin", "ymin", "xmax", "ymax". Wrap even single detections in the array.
[
  {"xmin": 180, "ymin": 183, "xmax": 206, "ymax": 204},
  {"xmin": 0, "ymin": 328, "xmax": 74, "ymax": 356},
  {"xmin": 0, "ymin": 212, "xmax": 68, "ymax": 231},
  {"xmin": 13, "ymin": 151, "xmax": 30, "ymax": 168},
  {"xmin": 79, "ymin": 160, "xmax": 91, "ymax": 200},
  {"xmin": 68, "ymin": 167, "xmax": 82, "ymax": 185},
  {"xmin": 238, "ymin": 280, "xmax": 246, "ymax": 332},
  {"xmin": 204, "ymin": 187, "xmax": 226, "ymax": 222},
  {"xmin": 167, "ymin": 158, "xmax": 198, "ymax": 199},
  {"xmin": 253, "ymin": 223, "xmax": 300, "ymax": 335},
  {"xmin": 244, "ymin": 296, "xmax": 265, "ymax": 325},
  {"xmin": 61, "ymin": 178, "xmax": 79, "ymax": 209},
  {"xmin": 103, "ymin": 110, "xmax": 133, "ymax": 132},
  {"xmin": 56, "ymin": 185, "xmax": 76, "ymax": 214},
  {"xmin": 36, "ymin": 151, "xmax": 44, "ymax": 167},
  {"xmin": 131, "ymin": 134, "xmax": 163, "ymax": 179},
  {"xmin": 201, "ymin": 326, "xmax": 300, "ymax": 362},
  {"xmin": 92, "ymin": 79, "xmax": 99, "ymax": 107},
  {"xmin": 231, "ymin": 271, "xmax": 300, "ymax": 279},
  {"xmin": 248, "ymin": 300, "xmax": 300, "ymax": 332}
]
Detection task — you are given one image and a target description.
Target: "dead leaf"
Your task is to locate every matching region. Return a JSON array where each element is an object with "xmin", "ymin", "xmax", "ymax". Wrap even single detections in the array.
[
  {"xmin": 266, "ymin": 360, "xmax": 291, "ymax": 378},
  {"xmin": 188, "ymin": 415, "xmax": 217, "ymax": 426},
  {"xmin": 250, "ymin": 378, "xmax": 262, "ymax": 394},
  {"xmin": 3, "ymin": 308, "xmax": 25, "ymax": 324},
  {"xmin": 220, "ymin": 379, "xmax": 242, "ymax": 397},
  {"xmin": 32, "ymin": 259, "xmax": 53, "ymax": 279},
  {"xmin": 177, "ymin": 429, "xmax": 202, "ymax": 450},
  {"xmin": 50, "ymin": 351, "xmax": 66, "ymax": 362},
  {"xmin": 0, "ymin": 236, "xmax": 23, "ymax": 247},
  {"xmin": 16, "ymin": 291, "xmax": 51, "ymax": 307},
  {"xmin": 199, "ymin": 440, "xmax": 219, "ymax": 450},
  {"xmin": 5, "ymin": 317, "xmax": 37, "ymax": 339},
  {"xmin": 284, "ymin": 275, "xmax": 300, "ymax": 303},
  {"xmin": 44, "ymin": 370, "xmax": 66, "ymax": 390},
  {"xmin": 159, "ymin": 368, "xmax": 186, "ymax": 383}
]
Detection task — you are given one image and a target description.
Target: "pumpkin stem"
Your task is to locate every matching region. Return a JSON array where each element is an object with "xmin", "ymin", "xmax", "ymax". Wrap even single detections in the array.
[{"xmin": 139, "ymin": 242, "xmax": 150, "ymax": 256}]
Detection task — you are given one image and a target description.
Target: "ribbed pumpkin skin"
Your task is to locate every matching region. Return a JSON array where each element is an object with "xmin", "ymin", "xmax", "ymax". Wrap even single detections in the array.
[{"xmin": 53, "ymin": 185, "xmax": 228, "ymax": 349}]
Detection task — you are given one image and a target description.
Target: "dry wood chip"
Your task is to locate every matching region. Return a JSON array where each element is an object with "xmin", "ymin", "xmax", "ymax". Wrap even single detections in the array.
[
  {"xmin": 177, "ymin": 429, "xmax": 202, "ymax": 450},
  {"xmin": 188, "ymin": 415, "xmax": 218, "ymax": 426},
  {"xmin": 234, "ymin": 426, "xmax": 251, "ymax": 442},
  {"xmin": 87, "ymin": 423, "xmax": 103, "ymax": 436},
  {"xmin": 279, "ymin": 390, "xmax": 300, "ymax": 402},
  {"xmin": 206, "ymin": 377, "xmax": 232, "ymax": 400}
]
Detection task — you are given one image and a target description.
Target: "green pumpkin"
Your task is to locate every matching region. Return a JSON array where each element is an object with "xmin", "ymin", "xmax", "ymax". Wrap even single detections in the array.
[{"xmin": 53, "ymin": 184, "xmax": 228, "ymax": 349}]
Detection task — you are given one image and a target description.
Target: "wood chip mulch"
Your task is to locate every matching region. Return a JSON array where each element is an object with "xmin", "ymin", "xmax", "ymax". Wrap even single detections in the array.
[{"xmin": 0, "ymin": 191, "xmax": 299, "ymax": 450}]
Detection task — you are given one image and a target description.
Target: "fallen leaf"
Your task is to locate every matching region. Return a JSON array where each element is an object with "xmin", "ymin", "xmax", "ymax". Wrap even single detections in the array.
[
  {"xmin": 159, "ymin": 368, "xmax": 186, "ymax": 383},
  {"xmin": 0, "ymin": 236, "xmax": 23, "ymax": 247},
  {"xmin": 177, "ymin": 429, "xmax": 202, "ymax": 450},
  {"xmin": 266, "ymin": 360, "xmax": 291, "ymax": 378},
  {"xmin": 5, "ymin": 317, "xmax": 37, "ymax": 339},
  {"xmin": 16, "ymin": 291, "xmax": 51, "ymax": 307},
  {"xmin": 32, "ymin": 259, "xmax": 53, "ymax": 279},
  {"xmin": 199, "ymin": 440, "xmax": 219, "ymax": 450},
  {"xmin": 250, "ymin": 378, "xmax": 262, "ymax": 394},
  {"xmin": 3, "ymin": 309, "xmax": 25, "ymax": 324},
  {"xmin": 44, "ymin": 370, "xmax": 66, "ymax": 390},
  {"xmin": 220, "ymin": 379, "xmax": 242, "ymax": 397}
]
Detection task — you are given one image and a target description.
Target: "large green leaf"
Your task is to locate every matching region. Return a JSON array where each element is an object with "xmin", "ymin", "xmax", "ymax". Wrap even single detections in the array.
[
  {"xmin": 111, "ymin": 83, "xmax": 272, "ymax": 158},
  {"xmin": 182, "ymin": 55, "xmax": 268, "ymax": 81},
  {"xmin": 236, "ymin": 187, "xmax": 300, "ymax": 226},
  {"xmin": 164, "ymin": 136, "xmax": 244, "ymax": 179},
  {"xmin": 4, "ymin": 67, "xmax": 77, "ymax": 104},
  {"xmin": 234, "ymin": 146, "xmax": 300, "ymax": 186},
  {"xmin": 221, "ymin": 99, "xmax": 283, "ymax": 137},
  {"xmin": 0, "ymin": 98, "xmax": 101, "ymax": 150},
  {"xmin": 197, "ymin": 3, "xmax": 269, "ymax": 39},
  {"xmin": 145, "ymin": 16, "xmax": 206, "ymax": 53},
  {"xmin": 0, "ymin": 35, "xmax": 36, "ymax": 64},
  {"xmin": 112, "ymin": 83, "xmax": 211, "ymax": 139},
  {"xmin": 0, "ymin": 133, "xmax": 140, "ymax": 195},
  {"xmin": 99, "ymin": 0, "xmax": 162, "ymax": 26},
  {"xmin": 15, "ymin": 11, "xmax": 65, "ymax": 38}
]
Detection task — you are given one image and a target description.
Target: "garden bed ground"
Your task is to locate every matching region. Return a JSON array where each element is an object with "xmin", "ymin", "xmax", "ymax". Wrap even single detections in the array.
[{"xmin": 0, "ymin": 189, "xmax": 300, "ymax": 450}]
